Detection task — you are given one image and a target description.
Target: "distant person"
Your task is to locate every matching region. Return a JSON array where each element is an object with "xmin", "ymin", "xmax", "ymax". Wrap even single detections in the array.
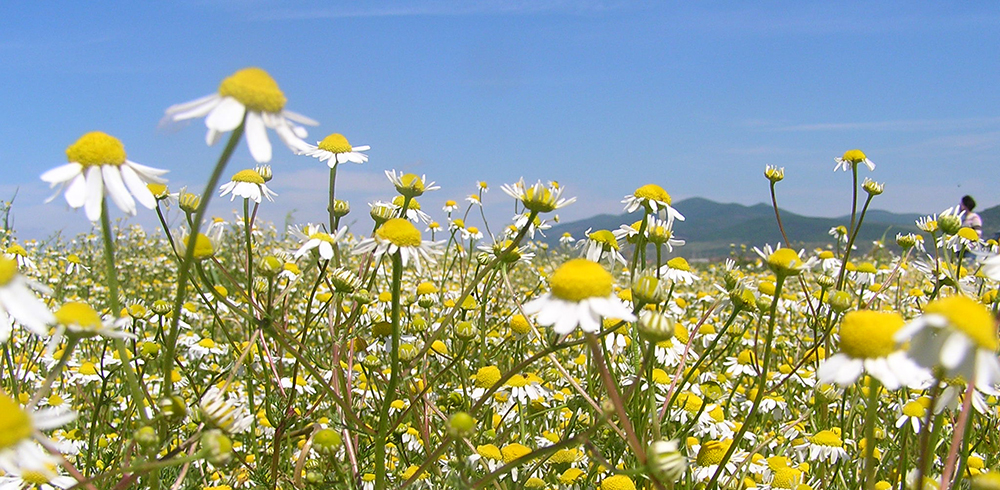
[{"xmin": 960, "ymin": 195, "xmax": 983, "ymax": 238}]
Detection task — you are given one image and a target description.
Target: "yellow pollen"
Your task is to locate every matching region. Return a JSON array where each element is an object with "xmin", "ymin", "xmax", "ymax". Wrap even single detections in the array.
[
  {"xmin": 54, "ymin": 302, "xmax": 102, "ymax": 330},
  {"xmin": 217, "ymin": 67, "xmax": 286, "ymax": 113},
  {"xmin": 633, "ymin": 184, "xmax": 671, "ymax": 204},
  {"xmin": 66, "ymin": 131, "xmax": 127, "ymax": 167},
  {"xmin": 231, "ymin": 169, "xmax": 265, "ymax": 184},
  {"xmin": 0, "ymin": 257, "xmax": 18, "ymax": 285},
  {"xmin": 667, "ymin": 257, "xmax": 691, "ymax": 271},
  {"xmin": 841, "ymin": 149, "xmax": 867, "ymax": 163},
  {"xmin": 0, "ymin": 391, "xmax": 33, "ymax": 450},
  {"xmin": 549, "ymin": 259, "xmax": 613, "ymax": 302},
  {"xmin": 838, "ymin": 310, "xmax": 904, "ymax": 359},
  {"xmin": 375, "ymin": 218, "xmax": 422, "ymax": 247},
  {"xmin": 809, "ymin": 430, "xmax": 843, "ymax": 447},
  {"xmin": 924, "ymin": 296, "xmax": 998, "ymax": 350},
  {"xmin": 317, "ymin": 133, "xmax": 352, "ymax": 153},
  {"xmin": 475, "ymin": 366, "xmax": 502, "ymax": 389},
  {"xmin": 501, "ymin": 443, "xmax": 531, "ymax": 463},
  {"xmin": 696, "ymin": 439, "xmax": 732, "ymax": 466}
]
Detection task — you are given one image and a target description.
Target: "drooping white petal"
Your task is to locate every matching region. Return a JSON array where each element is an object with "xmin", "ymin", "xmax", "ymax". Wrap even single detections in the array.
[
  {"xmin": 244, "ymin": 111, "xmax": 272, "ymax": 163},
  {"xmin": 63, "ymin": 174, "xmax": 89, "ymax": 208},
  {"xmin": 84, "ymin": 166, "xmax": 104, "ymax": 221},
  {"xmin": 939, "ymin": 333, "xmax": 972, "ymax": 370},
  {"xmin": 165, "ymin": 93, "xmax": 220, "ymax": 118},
  {"xmin": 40, "ymin": 163, "xmax": 83, "ymax": 185},
  {"xmin": 120, "ymin": 164, "xmax": 157, "ymax": 210},
  {"xmin": 102, "ymin": 165, "xmax": 136, "ymax": 215},
  {"xmin": 205, "ymin": 97, "xmax": 246, "ymax": 133}
]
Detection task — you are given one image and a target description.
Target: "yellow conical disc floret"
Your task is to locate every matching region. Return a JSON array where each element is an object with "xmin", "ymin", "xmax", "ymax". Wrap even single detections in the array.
[
  {"xmin": 633, "ymin": 184, "xmax": 671, "ymax": 204},
  {"xmin": 767, "ymin": 248, "xmax": 804, "ymax": 276},
  {"xmin": 318, "ymin": 133, "xmax": 352, "ymax": 153},
  {"xmin": 475, "ymin": 366, "xmax": 502, "ymax": 389},
  {"xmin": 809, "ymin": 430, "xmax": 843, "ymax": 447},
  {"xmin": 0, "ymin": 391, "xmax": 33, "ymax": 450},
  {"xmin": 66, "ymin": 131, "xmax": 126, "ymax": 167},
  {"xmin": 184, "ymin": 233, "xmax": 215, "ymax": 260},
  {"xmin": 924, "ymin": 296, "xmax": 998, "ymax": 350},
  {"xmin": 0, "ymin": 257, "xmax": 18, "ymax": 286},
  {"xmin": 54, "ymin": 302, "xmax": 103, "ymax": 331},
  {"xmin": 841, "ymin": 149, "xmax": 867, "ymax": 164},
  {"xmin": 696, "ymin": 439, "xmax": 732, "ymax": 466},
  {"xmin": 231, "ymin": 169, "xmax": 265, "ymax": 184},
  {"xmin": 601, "ymin": 474, "xmax": 637, "ymax": 490},
  {"xmin": 399, "ymin": 174, "xmax": 425, "ymax": 194},
  {"xmin": 376, "ymin": 218, "xmax": 422, "ymax": 247},
  {"xmin": 667, "ymin": 257, "xmax": 691, "ymax": 271},
  {"xmin": 218, "ymin": 67, "xmax": 286, "ymax": 113},
  {"xmin": 549, "ymin": 259, "xmax": 613, "ymax": 302},
  {"xmin": 589, "ymin": 230, "xmax": 619, "ymax": 249},
  {"xmin": 838, "ymin": 310, "xmax": 905, "ymax": 359}
]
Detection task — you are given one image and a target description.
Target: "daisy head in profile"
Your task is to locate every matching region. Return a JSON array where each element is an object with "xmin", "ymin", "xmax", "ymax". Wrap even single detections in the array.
[
  {"xmin": 817, "ymin": 309, "xmax": 927, "ymax": 390},
  {"xmin": 501, "ymin": 179, "xmax": 575, "ymax": 214},
  {"xmin": 220, "ymin": 168, "xmax": 277, "ymax": 203},
  {"xmin": 523, "ymin": 258, "xmax": 635, "ymax": 335},
  {"xmin": 41, "ymin": 131, "xmax": 168, "ymax": 221},
  {"xmin": 833, "ymin": 149, "xmax": 875, "ymax": 172},
  {"xmin": 163, "ymin": 67, "xmax": 318, "ymax": 163},
  {"xmin": 352, "ymin": 218, "xmax": 438, "ymax": 272},
  {"xmin": 622, "ymin": 184, "xmax": 685, "ymax": 223},
  {"xmin": 298, "ymin": 133, "xmax": 370, "ymax": 167}
]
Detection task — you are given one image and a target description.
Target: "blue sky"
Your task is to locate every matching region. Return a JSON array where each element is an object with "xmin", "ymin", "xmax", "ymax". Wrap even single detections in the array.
[{"xmin": 3, "ymin": 1, "xmax": 1000, "ymax": 240}]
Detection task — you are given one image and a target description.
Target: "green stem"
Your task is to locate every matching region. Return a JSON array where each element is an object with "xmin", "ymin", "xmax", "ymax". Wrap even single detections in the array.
[
  {"xmin": 375, "ymin": 252, "xmax": 404, "ymax": 490},
  {"xmin": 863, "ymin": 378, "xmax": 880, "ymax": 489}
]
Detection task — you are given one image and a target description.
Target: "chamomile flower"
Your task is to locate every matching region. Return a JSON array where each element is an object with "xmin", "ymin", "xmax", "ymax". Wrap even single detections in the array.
[
  {"xmin": 754, "ymin": 244, "xmax": 818, "ymax": 277},
  {"xmin": 220, "ymin": 168, "xmax": 277, "ymax": 203},
  {"xmin": 622, "ymin": 184, "xmax": 685, "ymax": 223},
  {"xmin": 523, "ymin": 259, "xmax": 635, "ymax": 335},
  {"xmin": 352, "ymin": 218, "xmax": 438, "ymax": 272},
  {"xmin": 661, "ymin": 257, "xmax": 700, "ymax": 284},
  {"xmin": 501, "ymin": 179, "xmax": 576, "ymax": 214},
  {"xmin": 833, "ymin": 149, "xmax": 875, "ymax": 172},
  {"xmin": 47, "ymin": 301, "xmax": 134, "ymax": 354},
  {"xmin": 982, "ymin": 253, "xmax": 1000, "ymax": 281},
  {"xmin": 578, "ymin": 229, "xmax": 626, "ymax": 267},
  {"xmin": 385, "ymin": 170, "xmax": 440, "ymax": 198},
  {"xmin": 894, "ymin": 295, "xmax": 1000, "ymax": 390},
  {"xmin": 298, "ymin": 133, "xmax": 369, "ymax": 167},
  {"xmin": 4, "ymin": 244, "xmax": 35, "ymax": 270},
  {"xmin": 164, "ymin": 67, "xmax": 317, "ymax": 163},
  {"xmin": 817, "ymin": 310, "xmax": 927, "ymax": 390},
  {"xmin": 0, "ymin": 390, "xmax": 76, "ymax": 477},
  {"xmin": 804, "ymin": 429, "xmax": 849, "ymax": 464},
  {"xmin": 199, "ymin": 386, "xmax": 254, "ymax": 434},
  {"xmin": 0, "ymin": 257, "xmax": 54, "ymax": 340},
  {"xmin": 290, "ymin": 224, "xmax": 347, "ymax": 261},
  {"xmin": 41, "ymin": 132, "xmax": 168, "ymax": 222}
]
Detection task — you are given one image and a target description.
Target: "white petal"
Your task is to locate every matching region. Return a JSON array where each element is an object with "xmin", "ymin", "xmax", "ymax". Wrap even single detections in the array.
[
  {"xmin": 165, "ymin": 93, "xmax": 219, "ymax": 118},
  {"xmin": 940, "ymin": 333, "xmax": 971, "ymax": 370},
  {"xmin": 102, "ymin": 166, "xmax": 136, "ymax": 215},
  {"xmin": 205, "ymin": 97, "xmax": 246, "ymax": 133},
  {"xmin": 40, "ymin": 163, "xmax": 83, "ymax": 184},
  {"xmin": 245, "ymin": 112, "xmax": 272, "ymax": 163},
  {"xmin": 84, "ymin": 166, "xmax": 104, "ymax": 221},
  {"xmin": 125, "ymin": 160, "xmax": 169, "ymax": 179},
  {"xmin": 120, "ymin": 165, "xmax": 157, "ymax": 210},
  {"xmin": 282, "ymin": 109, "xmax": 319, "ymax": 126},
  {"xmin": 64, "ymin": 174, "xmax": 88, "ymax": 208}
]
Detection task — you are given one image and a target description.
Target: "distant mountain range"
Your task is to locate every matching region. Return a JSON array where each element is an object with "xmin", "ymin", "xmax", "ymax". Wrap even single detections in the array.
[{"xmin": 546, "ymin": 197, "xmax": 1000, "ymax": 259}]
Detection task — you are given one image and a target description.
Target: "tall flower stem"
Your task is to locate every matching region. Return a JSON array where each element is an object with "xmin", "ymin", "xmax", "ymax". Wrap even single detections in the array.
[
  {"xmin": 862, "ymin": 378, "xmax": 881, "ymax": 489},
  {"xmin": 328, "ymin": 165, "xmax": 339, "ymax": 233},
  {"xmin": 706, "ymin": 274, "xmax": 785, "ymax": 490},
  {"xmin": 836, "ymin": 193, "xmax": 875, "ymax": 291},
  {"xmin": 163, "ymin": 122, "xmax": 245, "ymax": 396},
  {"xmin": 374, "ymin": 252, "xmax": 404, "ymax": 489}
]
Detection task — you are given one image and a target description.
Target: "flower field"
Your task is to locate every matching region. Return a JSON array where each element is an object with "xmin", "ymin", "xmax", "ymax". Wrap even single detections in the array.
[{"xmin": 2, "ymin": 67, "xmax": 1000, "ymax": 490}]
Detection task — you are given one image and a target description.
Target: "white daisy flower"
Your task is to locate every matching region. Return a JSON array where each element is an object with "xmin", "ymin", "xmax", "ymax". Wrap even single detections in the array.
[
  {"xmin": 219, "ymin": 168, "xmax": 277, "ymax": 203},
  {"xmin": 833, "ymin": 149, "xmax": 875, "ymax": 172},
  {"xmin": 0, "ymin": 391, "xmax": 77, "ymax": 478},
  {"xmin": 298, "ymin": 133, "xmax": 369, "ymax": 167},
  {"xmin": 894, "ymin": 295, "xmax": 1000, "ymax": 392},
  {"xmin": 4, "ymin": 243, "xmax": 36, "ymax": 270},
  {"xmin": 894, "ymin": 397, "xmax": 930, "ymax": 434},
  {"xmin": 0, "ymin": 257, "xmax": 55, "ymax": 341},
  {"xmin": 817, "ymin": 310, "xmax": 928, "ymax": 390},
  {"xmin": 501, "ymin": 179, "xmax": 575, "ymax": 214},
  {"xmin": 47, "ymin": 301, "xmax": 135, "ymax": 355},
  {"xmin": 41, "ymin": 132, "xmax": 168, "ymax": 222},
  {"xmin": 577, "ymin": 229, "xmax": 626, "ymax": 267},
  {"xmin": 290, "ymin": 224, "xmax": 347, "ymax": 261},
  {"xmin": 981, "ymin": 253, "xmax": 1000, "ymax": 281},
  {"xmin": 385, "ymin": 170, "xmax": 440, "ymax": 198},
  {"xmin": 804, "ymin": 429, "xmax": 849, "ymax": 464},
  {"xmin": 523, "ymin": 259, "xmax": 635, "ymax": 335},
  {"xmin": 163, "ymin": 67, "xmax": 317, "ymax": 163},
  {"xmin": 660, "ymin": 257, "xmax": 699, "ymax": 284},
  {"xmin": 199, "ymin": 386, "xmax": 254, "ymax": 434},
  {"xmin": 352, "ymin": 218, "xmax": 438, "ymax": 273},
  {"xmin": 622, "ymin": 183, "xmax": 685, "ymax": 223}
]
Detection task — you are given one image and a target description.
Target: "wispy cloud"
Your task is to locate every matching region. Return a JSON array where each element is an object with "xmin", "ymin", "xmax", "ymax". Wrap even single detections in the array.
[
  {"xmin": 249, "ymin": 0, "xmax": 635, "ymax": 21},
  {"xmin": 750, "ymin": 117, "xmax": 1000, "ymax": 133}
]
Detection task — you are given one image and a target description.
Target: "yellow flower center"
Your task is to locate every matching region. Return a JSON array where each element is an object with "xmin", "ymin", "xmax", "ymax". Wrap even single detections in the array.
[
  {"xmin": 198, "ymin": 338, "xmax": 217, "ymax": 349},
  {"xmin": 66, "ymin": 131, "xmax": 127, "ymax": 167},
  {"xmin": 376, "ymin": 218, "xmax": 422, "ymax": 248},
  {"xmin": 696, "ymin": 439, "xmax": 732, "ymax": 466},
  {"xmin": 476, "ymin": 443, "xmax": 502, "ymax": 461},
  {"xmin": 6, "ymin": 244, "xmax": 27, "ymax": 256},
  {"xmin": 501, "ymin": 443, "xmax": 531, "ymax": 463},
  {"xmin": 902, "ymin": 398, "xmax": 930, "ymax": 417},
  {"xmin": 601, "ymin": 475, "xmax": 637, "ymax": 490},
  {"xmin": 506, "ymin": 374, "xmax": 529, "ymax": 388},
  {"xmin": 21, "ymin": 468, "xmax": 53, "ymax": 485},
  {"xmin": 559, "ymin": 468, "xmax": 586, "ymax": 484},
  {"xmin": 398, "ymin": 174, "xmax": 425, "ymax": 193},
  {"xmin": 589, "ymin": 229, "xmax": 619, "ymax": 249},
  {"xmin": 509, "ymin": 314, "xmax": 531, "ymax": 334},
  {"xmin": 958, "ymin": 227, "xmax": 980, "ymax": 241},
  {"xmin": 78, "ymin": 361, "xmax": 98, "ymax": 376},
  {"xmin": 809, "ymin": 430, "xmax": 843, "ymax": 447},
  {"xmin": 147, "ymin": 183, "xmax": 168, "ymax": 198},
  {"xmin": 416, "ymin": 281, "xmax": 438, "ymax": 295},
  {"xmin": 767, "ymin": 248, "xmax": 804, "ymax": 276},
  {"xmin": 0, "ymin": 392, "xmax": 33, "ymax": 450},
  {"xmin": 633, "ymin": 184, "xmax": 671, "ymax": 204},
  {"xmin": 392, "ymin": 195, "xmax": 422, "ymax": 210},
  {"xmin": 308, "ymin": 232, "xmax": 335, "ymax": 244},
  {"xmin": 841, "ymin": 149, "xmax": 867, "ymax": 164},
  {"xmin": 667, "ymin": 257, "xmax": 691, "ymax": 271},
  {"xmin": 838, "ymin": 310, "xmax": 904, "ymax": 359},
  {"xmin": 317, "ymin": 133, "xmax": 352, "ymax": 153},
  {"xmin": 549, "ymin": 258, "xmax": 613, "ymax": 302},
  {"xmin": 737, "ymin": 349, "xmax": 757, "ymax": 365},
  {"xmin": 54, "ymin": 302, "xmax": 102, "ymax": 331},
  {"xmin": 475, "ymin": 366, "xmax": 502, "ymax": 389},
  {"xmin": 522, "ymin": 185, "xmax": 557, "ymax": 213},
  {"xmin": 231, "ymin": 169, "xmax": 265, "ymax": 184},
  {"xmin": 217, "ymin": 67, "xmax": 286, "ymax": 113},
  {"xmin": 772, "ymin": 467, "xmax": 803, "ymax": 489},
  {"xmin": 0, "ymin": 257, "xmax": 18, "ymax": 286},
  {"xmin": 184, "ymin": 233, "xmax": 215, "ymax": 260},
  {"xmin": 924, "ymin": 296, "xmax": 998, "ymax": 350},
  {"xmin": 652, "ymin": 368, "xmax": 669, "ymax": 384},
  {"xmin": 857, "ymin": 262, "xmax": 877, "ymax": 274}
]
